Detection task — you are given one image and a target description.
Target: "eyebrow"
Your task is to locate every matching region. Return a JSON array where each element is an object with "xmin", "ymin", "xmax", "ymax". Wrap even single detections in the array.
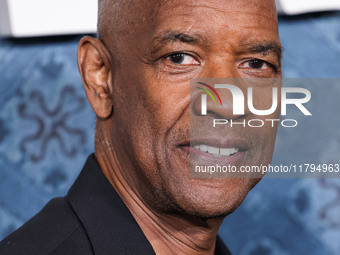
[
  {"xmin": 149, "ymin": 30, "xmax": 207, "ymax": 55},
  {"xmin": 148, "ymin": 31, "xmax": 283, "ymax": 64},
  {"xmin": 240, "ymin": 41, "xmax": 283, "ymax": 62}
]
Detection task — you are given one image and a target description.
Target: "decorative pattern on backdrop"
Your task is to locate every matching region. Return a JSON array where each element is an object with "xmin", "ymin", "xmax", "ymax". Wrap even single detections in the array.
[{"xmin": 0, "ymin": 36, "xmax": 95, "ymax": 238}]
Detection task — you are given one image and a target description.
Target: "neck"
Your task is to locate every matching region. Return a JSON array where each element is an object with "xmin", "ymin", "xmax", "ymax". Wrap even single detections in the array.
[{"xmin": 95, "ymin": 125, "xmax": 224, "ymax": 255}]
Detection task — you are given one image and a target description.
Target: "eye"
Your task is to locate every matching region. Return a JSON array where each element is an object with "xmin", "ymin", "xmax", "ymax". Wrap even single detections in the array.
[
  {"xmin": 167, "ymin": 53, "xmax": 199, "ymax": 65},
  {"xmin": 240, "ymin": 59, "xmax": 271, "ymax": 70}
]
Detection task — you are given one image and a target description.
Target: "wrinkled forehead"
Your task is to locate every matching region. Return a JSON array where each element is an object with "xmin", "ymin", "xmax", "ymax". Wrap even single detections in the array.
[
  {"xmin": 159, "ymin": 0, "xmax": 278, "ymax": 19},
  {"xmin": 98, "ymin": 0, "xmax": 278, "ymax": 38},
  {"xmin": 98, "ymin": 0, "xmax": 279, "ymax": 63},
  {"xmin": 152, "ymin": 0, "xmax": 279, "ymax": 41}
]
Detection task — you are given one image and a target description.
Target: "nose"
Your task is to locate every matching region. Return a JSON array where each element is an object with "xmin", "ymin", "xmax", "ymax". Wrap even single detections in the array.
[{"xmin": 192, "ymin": 60, "xmax": 250, "ymax": 120}]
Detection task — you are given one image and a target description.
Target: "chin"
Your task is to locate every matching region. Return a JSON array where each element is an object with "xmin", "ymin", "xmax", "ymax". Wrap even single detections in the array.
[
  {"xmin": 178, "ymin": 196, "xmax": 244, "ymax": 220},
  {"xmin": 169, "ymin": 177, "xmax": 260, "ymax": 219}
]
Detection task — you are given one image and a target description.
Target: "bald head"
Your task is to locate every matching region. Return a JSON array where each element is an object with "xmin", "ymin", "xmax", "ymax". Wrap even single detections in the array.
[
  {"xmin": 97, "ymin": 0, "xmax": 125, "ymax": 39},
  {"xmin": 97, "ymin": 0, "xmax": 278, "ymax": 55},
  {"xmin": 97, "ymin": 0, "xmax": 163, "ymax": 49}
]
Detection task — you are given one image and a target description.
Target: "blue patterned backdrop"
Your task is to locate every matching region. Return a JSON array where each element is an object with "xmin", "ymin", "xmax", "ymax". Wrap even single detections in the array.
[{"xmin": 0, "ymin": 12, "xmax": 340, "ymax": 255}]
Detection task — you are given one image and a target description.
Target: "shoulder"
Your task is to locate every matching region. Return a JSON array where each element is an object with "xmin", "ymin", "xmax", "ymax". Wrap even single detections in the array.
[{"xmin": 0, "ymin": 196, "xmax": 93, "ymax": 255}]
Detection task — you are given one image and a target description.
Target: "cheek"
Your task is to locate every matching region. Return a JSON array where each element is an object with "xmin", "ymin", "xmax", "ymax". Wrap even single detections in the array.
[
  {"xmin": 165, "ymin": 177, "xmax": 261, "ymax": 217},
  {"xmin": 112, "ymin": 69, "xmax": 188, "ymax": 171},
  {"xmin": 246, "ymin": 111, "xmax": 280, "ymax": 165},
  {"xmin": 249, "ymin": 119, "xmax": 278, "ymax": 166},
  {"xmin": 250, "ymin": 84, "xmax": 280, "ymax": 158},
  {"xmin": 111, "ymin": 74, "xmax": 159, "ymax": 174}
]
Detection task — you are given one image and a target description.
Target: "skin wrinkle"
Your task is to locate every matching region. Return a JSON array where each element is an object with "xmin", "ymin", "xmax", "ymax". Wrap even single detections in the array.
[
  {"xmin": 241, "ymin": 42, "xmax": 282, "ymax": 58},
  {"xmin": 78, "ymin": 0, "xmax": 282, "ymax": 254},
  {"xmin": 148, "ymin": 31, "xmax": 282, "ymax": 69},
  {"xmin": 97, "ymin": 126, "xmax": 214, "ymax": 254},
  {"xmin": 148, "ymin": 31, "xmax": 208, "ymax": 56}
]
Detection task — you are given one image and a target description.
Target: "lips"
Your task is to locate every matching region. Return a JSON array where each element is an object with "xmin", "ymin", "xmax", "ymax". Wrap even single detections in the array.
[
  {"xmin": 178, "ymin": 137, "xmax": 249, "ymax": 165},
  {"xmin": 193, "ymin": 145, "xmax": 239, "ymax": 157}
]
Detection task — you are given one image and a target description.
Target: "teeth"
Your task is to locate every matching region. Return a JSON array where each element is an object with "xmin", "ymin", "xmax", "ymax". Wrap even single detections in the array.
[
  {"xmin": 199, "ymin": 145, "xmax": 208, "ymax": 152},
  {"xmin": 194, "ymin": 145, "xmax": 239, "ymax": 156},
  {"xmin": 208, "ymin": 146, "xmax": 219, "ymax": 155},
  {"xmin": 220, "ymin": 148, "xmax": 232, "ymax": 156}
]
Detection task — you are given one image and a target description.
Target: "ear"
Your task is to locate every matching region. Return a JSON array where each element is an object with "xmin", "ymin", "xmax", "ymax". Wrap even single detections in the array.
[{"xmin": 77, "ymin": 36, "xmax": 113, "ymax": 119}]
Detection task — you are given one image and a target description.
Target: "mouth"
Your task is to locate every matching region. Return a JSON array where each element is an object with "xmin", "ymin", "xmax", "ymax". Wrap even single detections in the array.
[
  {"xmin": 178, "ymin": 138, "xmax": 249, "ymax": 165},
  {"xmin": 192, "ymin": 145, "xmax": 239, "ymax": 157}
]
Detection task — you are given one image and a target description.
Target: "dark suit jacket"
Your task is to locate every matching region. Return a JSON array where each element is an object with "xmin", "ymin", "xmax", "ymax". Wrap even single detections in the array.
[{"xmin": 0, "ymin": 154, "xmax": 232, "ymax": 255}]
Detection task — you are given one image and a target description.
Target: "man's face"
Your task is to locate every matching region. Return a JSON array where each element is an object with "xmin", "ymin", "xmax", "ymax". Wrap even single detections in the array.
[{"xmin": 107, "ymin": 0, "xmax": 281, "ymax": 217}]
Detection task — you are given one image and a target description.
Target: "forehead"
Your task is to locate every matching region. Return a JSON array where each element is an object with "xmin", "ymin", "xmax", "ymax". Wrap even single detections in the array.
[
  {"xmin": 105, "ymin": 0, "xmax": 280, "ymax": 60},
  {"xmin": 153, "ymin": 0, "xmax": 278, "ymax": 38},
  {"xmin": 157, "ymin": 0, "xmax": 277, "ymax": 21}
]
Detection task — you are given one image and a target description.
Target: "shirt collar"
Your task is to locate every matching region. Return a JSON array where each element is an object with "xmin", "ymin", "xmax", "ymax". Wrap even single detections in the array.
[{"xmin": 68, "ymin": 154, "xmax": 231, "ymax": 255}]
